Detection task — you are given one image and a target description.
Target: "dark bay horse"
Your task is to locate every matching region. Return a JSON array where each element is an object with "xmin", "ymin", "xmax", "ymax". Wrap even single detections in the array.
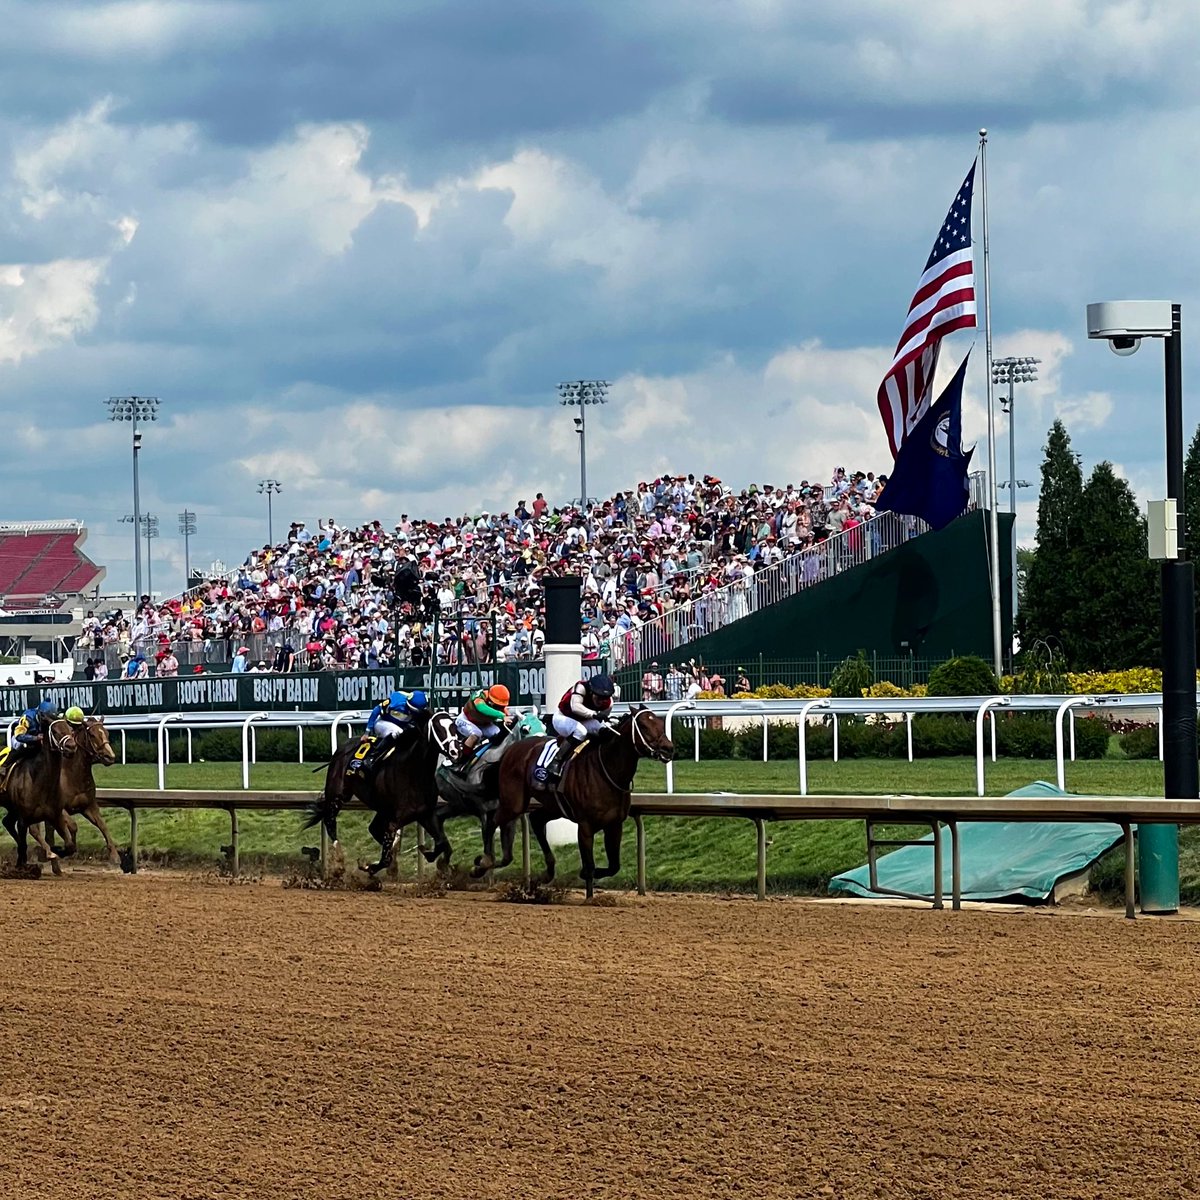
[
  {"xmin": 303, "ymin": 711, "xmax": 456, "ymax": 876},
  {"xmin": 475, "ymin": 706, "xmax": 674, "ymax": 898},
  {"xmin": 1, "ymin": 719, "xmax": 79, "ymax": 873}
]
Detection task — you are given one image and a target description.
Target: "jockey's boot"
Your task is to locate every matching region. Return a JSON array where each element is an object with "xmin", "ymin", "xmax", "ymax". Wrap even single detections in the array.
[
  {"xmin": 452, "ymin": 735, "xmax": 480, "ymax": 774},
  {"xmin": 544, "ymin": 736, "xmax": 576, "ymax": 786}
]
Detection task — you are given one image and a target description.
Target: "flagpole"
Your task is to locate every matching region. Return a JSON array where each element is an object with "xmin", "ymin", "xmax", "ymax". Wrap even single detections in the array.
[{"xmin": 979, "ymin": 127, "xmax": 1004, "ymax": 679}]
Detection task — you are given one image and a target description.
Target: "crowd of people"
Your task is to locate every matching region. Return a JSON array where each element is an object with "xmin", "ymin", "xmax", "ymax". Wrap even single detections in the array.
[{"xmin": 78, "ymin": 467, "xmax": 894, "ymax": 677}]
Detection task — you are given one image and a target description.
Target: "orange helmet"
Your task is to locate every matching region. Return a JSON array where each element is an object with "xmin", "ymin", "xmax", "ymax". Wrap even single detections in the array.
[{"xmin": 486, "ymin": 684, "xmax": 510, "ymax": 707}]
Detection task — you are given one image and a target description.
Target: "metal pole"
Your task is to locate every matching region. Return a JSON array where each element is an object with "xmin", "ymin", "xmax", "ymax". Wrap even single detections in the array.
[
  {"xmin": 579, "ymin": 403, "xmax": 587, "ymax": 508},
  {"xmin": 979, "ymin": 128, "xmax": 1004, "ymax": 680},
  {"xmin": 132, "ymin": 416, "xmax": 142, "ymax": 600},
  {"xmin": 145, "ymin": 520, "xmax": 153, "ymax": 598},
  {"xmin": 268, "ymin": 490, "xmax": 273, "ymax": 545},
  {"xmin": 1146, "ymin": 303, "xmax": 1191, "ymax": 913},
  {"xmin": 1007, "ymin": 374, "xmax": 1016, "ymax": 516}
]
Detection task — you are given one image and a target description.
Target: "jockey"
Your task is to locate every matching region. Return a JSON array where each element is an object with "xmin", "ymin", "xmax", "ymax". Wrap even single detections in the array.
[
  {"xmin": 1, "ymin": 699, "xmax": 59, "ymax": 779},
  {"xmin": 452, "ymin": 684, "xmax": 512, "ymax": 771},
  {"xmin": 545, "ymin": 673, "xmax": 616, "ymax": 781},
  {"xmin": 348, "ymin": 689, "xmax": 429, "ymax": 776}
]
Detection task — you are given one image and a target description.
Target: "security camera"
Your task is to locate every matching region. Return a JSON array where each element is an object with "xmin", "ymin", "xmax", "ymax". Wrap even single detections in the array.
[{"xmin": 1109, "ymin": 336, "xmax": 1141, "ymax": 357}]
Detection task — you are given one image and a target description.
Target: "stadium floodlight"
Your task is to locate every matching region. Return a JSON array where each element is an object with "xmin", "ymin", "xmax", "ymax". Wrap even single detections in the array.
[
  {"xmin": 257, "ymin": 479, "xmax": 282, "ymax": 545},
  {"xmin": 121, "ymin": 513, "xmax": 159, "ymax": 599},
  {"xmin": 178, "ymin": 510, "xmax": 197, "ymax": 589},
  {"xmin": 106, "ymin": 396, "xmax": 161, "ymax": 600},
  {"xmin": 1086, "ymin": 298, "xmax": 1191, "ymax": 914},
  {"xmin": 557, "ymin": 380, "xmax": 609, "ymax": 507}
]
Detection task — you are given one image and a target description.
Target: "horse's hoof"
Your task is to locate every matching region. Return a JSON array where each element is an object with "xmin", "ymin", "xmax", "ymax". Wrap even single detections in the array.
[{"xmin": 49, "ymin": 858, "xmax": 62, "ymax": 877}]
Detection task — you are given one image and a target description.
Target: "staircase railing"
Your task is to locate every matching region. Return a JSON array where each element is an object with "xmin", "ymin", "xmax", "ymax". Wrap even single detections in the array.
[{"xmin": 612, "ymin": 509, "xmax": 930, "ymax": 669}]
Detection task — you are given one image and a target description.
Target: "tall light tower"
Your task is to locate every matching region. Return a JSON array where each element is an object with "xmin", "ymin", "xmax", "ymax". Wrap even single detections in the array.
[
  {"xmin": 106, "ymin": 395, "xmax": 161, "ymax": 600},
  {"xmin": 178, "ymin": 510, "xmax": 197, "ymax": 589},
  {"xmin": 258, "ymin": 479, "xmax": 282, "ymax": 544},
  {"xmin": 991, "ymin": 357, "xmax": 1039, "ymax": 628},
  {"xmin": 121, "ymin": 513, "xmax": 160, "ymax": 600},
  {"xmin": 557, "ymin": 380, "xmax": 609, "ymax": 507}
]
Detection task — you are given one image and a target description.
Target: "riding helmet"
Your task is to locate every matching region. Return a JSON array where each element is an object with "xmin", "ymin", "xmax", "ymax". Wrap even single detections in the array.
[
  {"xmin": 588, "ymin": 674, "xmax": 615, "ymax": 698},
  {"xmin": 36, "ymin": 699, "xmax": 58, "ymax": 719},
  {"xmin": 485, "ymin": 684, "xmax": 510, "ymax": 708},
  {"xmin": 406, "ymin": 689, "xmax": 429, "ymax": 713},
  {"xmin": 65, "ymin": 706, "xmax": 86, "ymax": 724}
]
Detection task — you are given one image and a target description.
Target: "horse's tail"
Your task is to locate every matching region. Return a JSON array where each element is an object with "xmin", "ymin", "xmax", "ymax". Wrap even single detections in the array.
[{"xmin": 300, "ymin": 794, "xmax": 331, "ymax": 831}]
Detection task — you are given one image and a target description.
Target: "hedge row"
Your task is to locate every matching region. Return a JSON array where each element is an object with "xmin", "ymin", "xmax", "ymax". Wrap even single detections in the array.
[
  {"xmin": 692, "ymin": 714, "xmax": 1111, "ymax": 761},
  {"xmin": 118, "ymin": 728, "xmax": 342, "ymax": 764}
]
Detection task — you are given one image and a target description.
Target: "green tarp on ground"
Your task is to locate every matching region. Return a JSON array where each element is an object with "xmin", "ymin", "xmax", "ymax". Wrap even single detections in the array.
[{"xmin": 828, "ymin": 781, "xmax": 1126, "ymax": 903}]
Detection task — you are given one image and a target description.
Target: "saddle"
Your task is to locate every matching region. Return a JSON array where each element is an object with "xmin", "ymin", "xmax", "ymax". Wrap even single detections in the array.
[{"xmin": 530, "ymin": 738, "xmax": 588, "ymax": 793}]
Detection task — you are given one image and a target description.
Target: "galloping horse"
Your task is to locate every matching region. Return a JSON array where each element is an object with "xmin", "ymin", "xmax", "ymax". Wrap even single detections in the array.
[
  {"xmin": 1, "ymin": 718, "xmax": 80, "ymax": 873},
  {"xmin": 425, "ymin": 711, "xmax": 545, "ymax": 874},
  {"xmin": 303, "ymin": 710, "xmax": 457, "ymax": 876},
  {"xmin": 475, "ymin": 706, "xmax": 674, "ymax": 898},
  {"xmin": 45, "ymin": 717, "xmax": 120, "ymax": 865}
]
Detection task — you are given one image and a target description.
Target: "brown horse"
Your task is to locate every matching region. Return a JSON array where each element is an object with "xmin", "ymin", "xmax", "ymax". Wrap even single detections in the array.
[
  {"xmin": 0, "ymin": 719, "xmax": 80, "ymax": 874},
  {"xmin": 46, "ymin": 717, "xmax": 120, "ymax": 865},
  {"xmin": 475, "ymin": 706, "xmax": 674, "ymax": 898},
  {"xmin": 302, "ymin": 710, "xmax": 453, "ymax": 876}
]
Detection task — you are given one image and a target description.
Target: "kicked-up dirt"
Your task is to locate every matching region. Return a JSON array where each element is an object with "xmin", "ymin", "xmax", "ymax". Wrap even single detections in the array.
[{"xmin": 0, "ymin": 874, "xmax": 1198, "ymax": 1199}]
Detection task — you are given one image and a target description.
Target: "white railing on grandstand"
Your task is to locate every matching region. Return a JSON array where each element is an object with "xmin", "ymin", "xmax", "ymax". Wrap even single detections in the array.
[
  {"xmin": 0, "ymin": 520, "xmax": 86, "ymax": 534},
  {"xmin": 615, "ymin": 509, "xmax": 929, "ymax": 668}
]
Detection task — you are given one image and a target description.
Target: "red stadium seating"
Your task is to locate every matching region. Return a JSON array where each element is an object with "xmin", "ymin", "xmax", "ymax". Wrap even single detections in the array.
[{"xmin": 0, "ymin": 525, "xmax": 104, "ymax": 609}]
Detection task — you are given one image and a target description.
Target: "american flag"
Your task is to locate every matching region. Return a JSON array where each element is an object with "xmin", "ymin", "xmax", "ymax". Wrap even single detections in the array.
[{"xmin": 877, "ymin": 163, "xmax": 977, "ymax": 459}]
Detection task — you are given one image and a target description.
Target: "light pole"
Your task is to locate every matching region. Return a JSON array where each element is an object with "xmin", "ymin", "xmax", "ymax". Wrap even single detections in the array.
[
  {"xmin": 178, "ymin": 510, "xmax": 197, "ymax": 589},
  {"xmin": 1087, "ymin": 299, "xmax": 1195, "ymax": 914},
  {"xmin": 557, "ymin": 380, "xmax": 609, "ymax": 507},
  {"xmin": 121, "ymin": 513, "xmax": 159, "ymax": 600},
  {"xmin": 258, "ymin": 479, "xmax": 282, "ymax": 545},
  {"xmin": 991, "ymin": 357, "xmax": 1039, "ymax": 634},
  {"xmin": 106, "ymin": 396, "xmax": 160, "ymax": 600}
]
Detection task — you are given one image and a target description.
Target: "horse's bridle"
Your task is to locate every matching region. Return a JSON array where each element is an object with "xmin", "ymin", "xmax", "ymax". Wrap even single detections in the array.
[
  {"xmin": 47, "ymin": 720, "xmax": 77, "ymax": 757},
  {"xmin": 594, "ymin": 709, "xmax": 672, "ymax": 792}
]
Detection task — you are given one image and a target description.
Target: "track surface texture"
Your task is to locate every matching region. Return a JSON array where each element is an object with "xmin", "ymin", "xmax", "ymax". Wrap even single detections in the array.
[{"xmin": 1, "ymin": 876, "xmax": 1198, "ymax": 1199}]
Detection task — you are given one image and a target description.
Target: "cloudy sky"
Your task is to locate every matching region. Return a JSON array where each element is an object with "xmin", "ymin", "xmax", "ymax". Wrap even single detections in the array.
[{"xmin": 1, "ymin": 0, "xmax": 1196, "ymax": 592}]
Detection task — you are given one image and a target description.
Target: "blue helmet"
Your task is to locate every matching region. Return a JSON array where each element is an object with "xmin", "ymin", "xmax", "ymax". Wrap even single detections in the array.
[
  {"xmin": 588, "ymin": 674, "xmax": 615, "ymax": 698},
  {"xmin": 405, "ymin": 689, "xmax": 429, "ymax": 714},
  {"xmin": 36, "ymin": 700, "xmax": 58, "ymax": 719}
]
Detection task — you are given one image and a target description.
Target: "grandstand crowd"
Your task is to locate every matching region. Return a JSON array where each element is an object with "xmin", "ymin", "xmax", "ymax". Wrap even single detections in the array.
[{"xmin": 77, "ymin": 468, "xmax": 898, "ymax": 676}]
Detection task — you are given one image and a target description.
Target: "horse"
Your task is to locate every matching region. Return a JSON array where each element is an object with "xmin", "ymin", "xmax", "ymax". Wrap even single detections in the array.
[
  {"xmin": 302, "ymin": 710, "xmax": 457, "ymax": 876},
  {"xmin": 474, "ymin": 706, "xmax": 674, "ymax": 898},
  {"xmin": 425, "ymin": 711, "xmax": 545, "ymax": 874},
  {"xmin": 0, "ymin": 718, "xmax": 80, "ymax": 874},
  {"xmin": 45, "ymin": 717, "xmax": 121, "ymax": 865}
]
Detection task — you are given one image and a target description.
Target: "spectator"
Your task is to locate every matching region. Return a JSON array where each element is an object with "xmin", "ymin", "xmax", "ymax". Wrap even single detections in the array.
[
  {"xmin": 641, "ymin": 661, "xmax": 665, "ymax": 702},
  {"xmin": 157, "ymin": 649, "xmax": 179, "ymax": 678},
  {"xmin": 231, "ymin": 646, "xmax": 250, "ymax": 674}
]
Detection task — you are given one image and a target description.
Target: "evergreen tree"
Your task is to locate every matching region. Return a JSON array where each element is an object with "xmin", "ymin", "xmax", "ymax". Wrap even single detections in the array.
[
  {"xmin": 1068, "ymin": 462, "xmax": 1160, "ymax": 669},
  {"xmin": 1018, "ymin": 419, "xmax": 1083, "ymax": 659}
]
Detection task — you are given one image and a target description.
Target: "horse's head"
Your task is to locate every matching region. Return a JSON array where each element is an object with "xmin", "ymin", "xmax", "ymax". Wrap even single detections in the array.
[
  {"xmin": 426, "ymin": 709, "xmax": 461, "ymax": 758},
  {"xmin": 46, "ymin": 718, "xmax": 78, "ymax": 758},
  {"xmin": 80, "ymin": 717, "xmax": 117, "ymax": 767},
  {"xmin": 622, "ymin": 705, "xmax": 674, "ymax": 763}
]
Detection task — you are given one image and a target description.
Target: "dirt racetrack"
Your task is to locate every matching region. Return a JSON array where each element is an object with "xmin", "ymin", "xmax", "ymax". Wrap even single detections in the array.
[{"xmin": 2, "ymin": 876, "xmax": 1199, "ymax": 1200}]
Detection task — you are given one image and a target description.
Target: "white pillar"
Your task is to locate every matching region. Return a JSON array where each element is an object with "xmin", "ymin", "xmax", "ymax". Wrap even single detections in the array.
[{"xmin": 543, "ymin": 643, "xmax": 583, "ymax": 712}]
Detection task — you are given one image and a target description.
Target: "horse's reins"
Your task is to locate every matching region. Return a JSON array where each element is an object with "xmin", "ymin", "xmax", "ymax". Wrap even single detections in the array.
[
  {"xmin": 595, "ymin": 710, "xmax": 663, "ymax": 794},
  {"xmin": 47, "ymin": 721, "xmax": 77, "ymax": 757}
]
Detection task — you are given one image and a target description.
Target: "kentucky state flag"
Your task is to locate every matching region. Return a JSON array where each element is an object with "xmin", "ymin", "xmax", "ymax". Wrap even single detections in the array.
[{"xmin": 875, "ymin": 350, "xmax": 974, "ymax": 531}]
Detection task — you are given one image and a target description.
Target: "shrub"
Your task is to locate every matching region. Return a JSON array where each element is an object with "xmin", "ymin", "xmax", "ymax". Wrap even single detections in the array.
[
  {"xmin": 696, "ymin": 727, "xmax": 737, "ymax": 759},
  {"xmin": 910, "ymin": 715, "xmax": 976, "ymax": 757},
  {"xmin": 996, "ymin": 714, "xmax": 1056, "ymax": 759},
  {"xmin": 1072, "ymin": 715, "xmax": 1112, "ymax": 760},
  {"xmin": 926, "ymin": 655, "xmax": 999, "ymax": 697},
  {"xmin": 198, "ymin": 729, "xmax": 242, "ymax": 761},
  {"xmin": 836, "ymin": 720, "xmax": 902, "ymax": 758},
  {"xmin": 1119, "ymin": 725, "xmax": 1159, "ymax": 760},
  {"xmin": 829, "ymin": 651, "xmax": 874, "ymax": 698}
]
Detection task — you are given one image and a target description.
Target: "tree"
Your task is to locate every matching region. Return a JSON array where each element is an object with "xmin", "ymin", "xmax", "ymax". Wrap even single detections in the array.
[
  {"xmin": 1018, "ymin": 420, "xmax": 1083, "ymax": 658},
  {"xmin": 1067, "ymin": 462, "xmax": 1160, "ymax": 669},
  {"xmin": 1015, "ymin": 547, "xmax": 1035, "ymax": 610}
]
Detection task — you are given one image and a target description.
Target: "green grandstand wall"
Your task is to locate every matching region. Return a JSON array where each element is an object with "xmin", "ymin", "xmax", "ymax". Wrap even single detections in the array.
[{"xmin": 645, "ymin": 510, "xmax": 1014, "ymax": 670}]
